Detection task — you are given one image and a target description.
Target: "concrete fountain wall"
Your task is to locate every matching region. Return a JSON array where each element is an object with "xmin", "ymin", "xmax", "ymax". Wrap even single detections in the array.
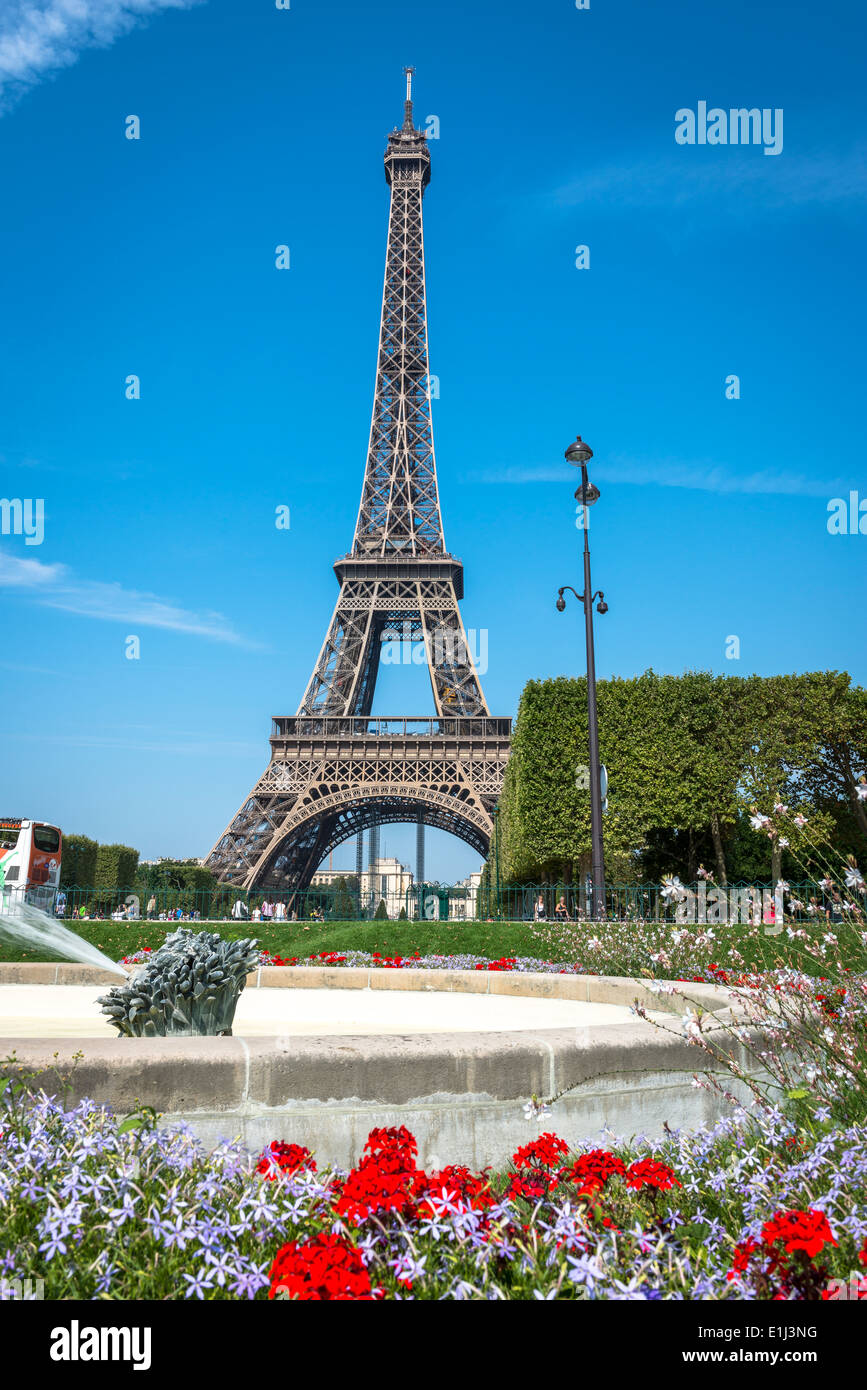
[{"xmin": 0, "ymin": 965, "xmax": 754, "ymax": 1169}]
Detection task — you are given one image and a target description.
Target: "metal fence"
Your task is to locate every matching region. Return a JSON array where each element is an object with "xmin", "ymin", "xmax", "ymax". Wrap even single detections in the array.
[{"xmin": 45, "ymin": 879, "xmax": 847, "ymax": 925}]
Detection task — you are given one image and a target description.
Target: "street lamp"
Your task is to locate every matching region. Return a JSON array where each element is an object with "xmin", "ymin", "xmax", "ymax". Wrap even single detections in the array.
[
  {"xmin": 557, "ymin": 435, "xmax": 607, "ymax": 921},
  {"xmin": 492, "ymin": 803, "xmax": 501, "ymax": 920}
]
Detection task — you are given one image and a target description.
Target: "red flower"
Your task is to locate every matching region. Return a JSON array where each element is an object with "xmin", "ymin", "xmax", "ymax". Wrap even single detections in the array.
[
  {"xmin": 419, "ymin": 1165, "xmax": 493, "ymax": 1211},
  {"xmin": 624, "ymin": 1159, "xmax": 680, "ymax": 1192},
  {"xmin": 332, "ymin": 1127, "xmax": 423, "ymax": 1223},
  {"xmin": 269, "ymin": 1232, "xmax": 375, "ymax": 1300},
  {"xmin": 761, "ymin": 1210, "xmax": 837, "ymax": 1259},
  {"xmin": 512, "ymin": 1133, "xmax": 569, "ymax": 1170},
  {"xmin": 363, "ymin": 1126, "xmax": 418, "ymax": 1162},
  {"xmin": 257, "ymin": 1140, "xmax": 316, "ymax": 1180},
  {"xmin": 728, "ymin": 1237, "xmax": 761, "ymax": 1279},
  {"xmin": 506, "ymin": 1170, "xmax": 559, "ymax": 1203},
  {"xmin": 728, "ymin": 1210, "xmax": 838, "ymax": 1298},
  {"xmin": 563, "ymin": 1149, "xmax": 626, "ymax": 1196},
  {"xmin": 859, "ymin": 1242, "xmax": 867, "ymax": 1268}
]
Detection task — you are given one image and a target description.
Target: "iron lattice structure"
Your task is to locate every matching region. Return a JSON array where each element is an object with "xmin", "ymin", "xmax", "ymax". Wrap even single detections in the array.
[{"xmin": 206, "ymin": 73, "xmax": 511, "ymax": 896}]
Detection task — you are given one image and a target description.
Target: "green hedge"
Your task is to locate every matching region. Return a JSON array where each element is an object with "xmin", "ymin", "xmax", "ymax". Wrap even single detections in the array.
[
  {"xmin": 94, "ymin": 843, "xmax": 140, "ymax": 894},
  {"xmin": 59, "ymin": 835, "xmax": 98, "ymax": 889}
]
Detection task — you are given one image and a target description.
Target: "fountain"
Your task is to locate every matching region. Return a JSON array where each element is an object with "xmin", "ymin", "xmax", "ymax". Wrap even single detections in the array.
[
  {"xmin": 0, "ymin": 901, "xmax": 126, "ymax": 977},
  {"xmin": 97, "ymin": 929, "xmax": 260, "ymax": 1037},
  {"xmin": 0, "ymin": 910, "xmax": 752, "ymax": 1169}
]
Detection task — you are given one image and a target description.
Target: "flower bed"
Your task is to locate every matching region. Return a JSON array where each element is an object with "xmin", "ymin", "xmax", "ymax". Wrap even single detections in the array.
[{"xmin": 1, "ymin": 1080, "xmax": 865, "ymax": 1300}]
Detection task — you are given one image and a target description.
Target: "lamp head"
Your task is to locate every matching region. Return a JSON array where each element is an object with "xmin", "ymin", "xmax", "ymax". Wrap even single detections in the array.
[
  {"xmin": 555, "ymin": 595, "xmax": 566, "ymax": 613},
  {"xmin": 565, "ymin": 436, "xmax": 593, "ymax": 466},
  {"xmin": 574, "ymin": 481, "xmax": 601, "ymax": 506}
]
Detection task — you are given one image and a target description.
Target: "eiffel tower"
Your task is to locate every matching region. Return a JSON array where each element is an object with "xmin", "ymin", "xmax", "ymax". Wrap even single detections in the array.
[{"xmin": 205, "ymin": 71, "xmax": 511, "ymax": 897}]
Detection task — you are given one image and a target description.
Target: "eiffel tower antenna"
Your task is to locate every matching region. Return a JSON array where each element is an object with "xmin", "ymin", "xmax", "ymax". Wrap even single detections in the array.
[{"xmin": 205, "ymin": 74, "xmax": 511, "ymax": 902}]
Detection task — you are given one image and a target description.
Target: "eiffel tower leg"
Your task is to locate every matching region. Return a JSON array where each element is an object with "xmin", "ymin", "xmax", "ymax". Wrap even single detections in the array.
[
  {"xmin": 419, "ymin": 588, "xmax": 489, "ymax": 716},
  {"xmin": 299, "ymin": 593, "xmax": 383, "ymax": 717}
]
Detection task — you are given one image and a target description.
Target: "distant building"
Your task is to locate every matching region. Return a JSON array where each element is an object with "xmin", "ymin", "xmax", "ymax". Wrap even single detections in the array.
[
  {"xmin": 450, "ymin": 868, "xmax": 484, "ymax": 920},
  {"xmin": 311, "ymin": 857, "xmax": 413, "ymax": 918}
]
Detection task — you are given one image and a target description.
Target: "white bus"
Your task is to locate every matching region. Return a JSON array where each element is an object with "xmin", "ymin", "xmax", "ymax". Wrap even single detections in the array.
[{"xmin": 0, "ymin": 818, "xmax": 63, "ymax": 913}]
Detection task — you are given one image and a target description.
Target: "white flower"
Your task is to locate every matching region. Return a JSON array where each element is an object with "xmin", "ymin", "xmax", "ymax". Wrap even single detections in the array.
[
  {"xmin": 794, "ymin": 814, "xmax": 808, "ymax": 828},
  {"xmin": 819, "ymin": 878, "xmax": 835, "ymax": 891},
  {"xmin": 749, "ymin": 812, "xmax": 771, "ymax": 832},
  {"xmin": 682, "ymin": 1009, "xmax": 703, "ymax": 1042},
  {"xmin": 776, "ymin": 879, "xmax": 790, "ymax": 892},
  {"xmin": 844, "ymin": 864, "xmax": 865, "ymax": 892},
  {"xmin": 778, "ymin": 838, "xmax": 790, "ymax": 849},
  {"xmin": 856, "ymin": 780, "xmax": 867, "ymax": 802},
  {"xmin": 522, "ymin": 1098, "xmax": 552, "ymax": 1122}
]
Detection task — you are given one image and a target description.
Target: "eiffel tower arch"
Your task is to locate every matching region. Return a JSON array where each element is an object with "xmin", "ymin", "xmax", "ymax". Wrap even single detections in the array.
[{"xmin": 205, "ymin": 71, "xmax": 512, "ymax": 898}]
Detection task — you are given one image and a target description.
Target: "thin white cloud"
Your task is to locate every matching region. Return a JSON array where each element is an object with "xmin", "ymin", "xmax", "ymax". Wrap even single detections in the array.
[
  {"xmin": 552, "ymin": 146, "xmax": 867, "ymax": 213},
  {"xmin": 469, "ymin": 457, "xmax": 845, "ymax": 499},
  {"xmin": 0, "ymin": 0, "xmax": 202, "ymax": 112},
  {"xmin": 0, "ymin": 550, "xmax": 65, "ymax": 585},
  {"xmin": 0, "ymin": 549, "xmax": 248, "ymax": 644}
]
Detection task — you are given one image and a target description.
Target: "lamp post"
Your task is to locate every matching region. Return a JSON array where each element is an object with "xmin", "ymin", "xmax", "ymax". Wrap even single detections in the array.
[
  {"xmin": 556, "ymin": 435, "xmax": 608, "ymax": 921},
  {"xmin": 492, "ymin": 804, "xmax": 501, "ymax": 920}
]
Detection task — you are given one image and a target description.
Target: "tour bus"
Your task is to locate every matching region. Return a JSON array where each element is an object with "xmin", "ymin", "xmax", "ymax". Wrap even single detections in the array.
[{"xmin": 0, "ymin": 818, "xmax": 63, "ymax": 913}]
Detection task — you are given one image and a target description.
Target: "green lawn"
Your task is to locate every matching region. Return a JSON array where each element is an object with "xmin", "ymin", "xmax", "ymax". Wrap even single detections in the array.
[
  {"xmin": 0, "ymin": 919, "xmax": 541, "ymax": 965},
  {"xmin": 2, "ymin": 916, "xmax": 865, "ymax": 978}
]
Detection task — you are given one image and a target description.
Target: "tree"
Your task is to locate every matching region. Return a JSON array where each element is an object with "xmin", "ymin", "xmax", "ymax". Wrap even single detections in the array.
[
  {"xmin": 498, "ymin": 669, "xmax": 865, "ymax": 886},
  {"xmin": 332, "ymin": 876, "xmax": 356, "ymax": 921},
  {"xmin": 374, "ymin": 898, "xmax": 388, "ymax": 920},
  {"xmin": 738, "ymin": 673, "xmax": 846, "ymax": 884},
  {"xmin": 662, "ymin": 672, "xmax": 751, "ymax": 885},
  {"xmin": 801, "ymin": 681, "xmax": 867, "ymax": 849},
  {"xmin": 95, "ymin": 843, "xmax": 139, "ymax": 890},
  {"xmin": 60, "ymin": 834, "xmax": 98, "ymax": 888}
]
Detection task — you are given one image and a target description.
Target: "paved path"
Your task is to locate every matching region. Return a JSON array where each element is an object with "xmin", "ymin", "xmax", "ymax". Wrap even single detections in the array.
[{"xmin": 0, "ymin": 983, "xmax": 667, "ymax": 1039}]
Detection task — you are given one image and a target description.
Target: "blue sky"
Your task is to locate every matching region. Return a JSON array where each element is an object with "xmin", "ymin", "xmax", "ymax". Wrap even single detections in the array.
[{"xmin": 1, "ymin": 0, "xmax": 865, "ymax": 881}]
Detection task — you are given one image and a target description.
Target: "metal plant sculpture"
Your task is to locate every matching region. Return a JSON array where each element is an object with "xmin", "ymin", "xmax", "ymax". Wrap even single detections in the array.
[{"xmin": 98, "ymin": 930, "xmax": 260, "ymax": 1038}]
